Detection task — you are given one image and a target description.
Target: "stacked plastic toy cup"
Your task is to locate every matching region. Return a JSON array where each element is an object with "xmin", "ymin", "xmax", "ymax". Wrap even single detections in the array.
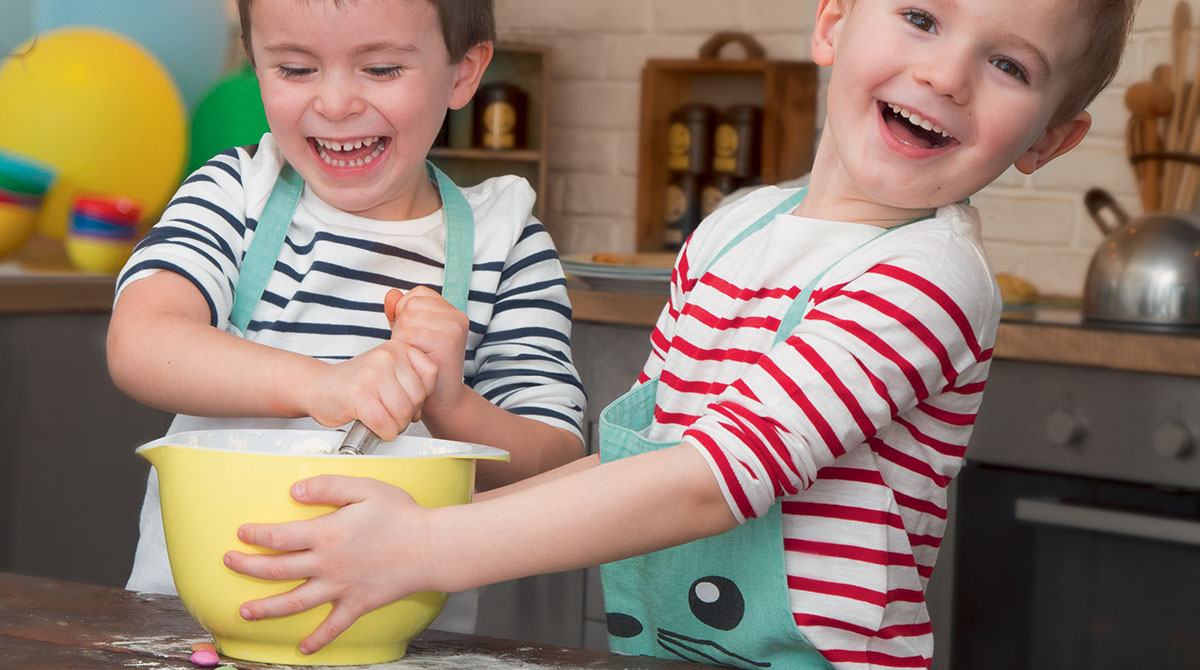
[
  {"xmin": 65, "ymin": 194, "xmax": 143, "ymax": 273},
  {"xmin": 0, "ymin": 149, "xmax": 56, "ymax": 258}
]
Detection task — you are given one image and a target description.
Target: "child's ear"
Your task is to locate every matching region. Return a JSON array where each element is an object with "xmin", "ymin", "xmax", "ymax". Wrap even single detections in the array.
[
  {"xmin": 448, "ymin": 42, "xmax": 495, "ymax": 111},
  {"xmin": 1013, "ymin": 110, "xmax": 1091, "ymax": 175},
  {"xmin": 811, "ymin": 0, "xmax": 847, "ymax": 66}
]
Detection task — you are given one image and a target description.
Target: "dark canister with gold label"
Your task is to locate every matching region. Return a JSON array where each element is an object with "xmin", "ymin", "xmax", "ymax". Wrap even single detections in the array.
[
  {"xmin": 663, "ymin": 172, "xmax": 702, "ymax": 250},
  {"xmin": 474, "ymin": 83, "xmax": 528, "ymax": 150},
  {"xmin": 712, "ymin": 105, "xmax": 762, "ymax": 177},
  {"xmin": 665, "ymin": 104, "xmax": 717, "ymax": 174},
  {"xmin": 663, "ymin": 104, "xmax": 715, "ymax": 249},
  {"xmin": 701, "ymin": 105, "xmax": 763, "ymax": 218}
]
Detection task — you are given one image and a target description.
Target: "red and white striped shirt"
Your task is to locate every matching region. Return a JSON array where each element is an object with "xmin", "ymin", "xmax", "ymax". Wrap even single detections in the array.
[{"xmin": 639, "ymin": 186, "xmax": 1001, "ymax": 669}]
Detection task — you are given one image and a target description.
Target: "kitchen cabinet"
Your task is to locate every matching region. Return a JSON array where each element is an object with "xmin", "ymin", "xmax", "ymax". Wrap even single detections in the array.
[
  {"xmin": 430, "ymin": 43, "xmax": 549, "ymax": 220},
  {"xmin": 635, "ymin": 41, "xmax": 818, "ymax": 251},
  {"xmin": 0, "ymin": 310, "xmax": 171, "ymax": 587}
]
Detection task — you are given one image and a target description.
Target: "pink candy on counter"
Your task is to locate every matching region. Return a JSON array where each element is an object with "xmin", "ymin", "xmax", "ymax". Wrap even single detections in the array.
[{"xmin": 189, "ymin": 648, "xmax": 220, "ymax": 666}]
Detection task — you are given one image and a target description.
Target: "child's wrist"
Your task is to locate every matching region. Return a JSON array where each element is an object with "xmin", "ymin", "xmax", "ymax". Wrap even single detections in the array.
[
  {"xmin": 290, "ymin": 357, "xmax": 331, "ymax": 418},
  {"xmin": 421, "ymin": 385, "xmax": 477, "ymax": 433}
]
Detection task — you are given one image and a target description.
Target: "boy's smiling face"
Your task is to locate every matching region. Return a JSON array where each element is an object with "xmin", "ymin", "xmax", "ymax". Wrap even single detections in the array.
[
  {"xmin": 809, "ymin": 0, "xmax": 1092, "ymax": 220},
  {"xmin": 248, "ymin": 0, "xmax": 487, "ymax": 221}
]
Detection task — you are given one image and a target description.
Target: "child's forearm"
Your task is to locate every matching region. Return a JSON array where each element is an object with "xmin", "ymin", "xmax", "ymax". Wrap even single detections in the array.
[
  {"xmin": 108, "ymin": 272, "xmax": 318, "ymax": 419},
  {"xmin": 426, "ymin": 443, "xmax": 737, "ymax": 592},
  {"xmin": 472, "ymin": 452, "xmax": 600, "ymax": 501},
  {"xmin": 420, "ymin": 389, "xmax": 584, "ymax": 488}
]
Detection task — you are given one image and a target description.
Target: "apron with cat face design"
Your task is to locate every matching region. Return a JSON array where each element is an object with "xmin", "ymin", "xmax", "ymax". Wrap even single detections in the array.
[{"xmin": 600, "ymin": 187, "xmax": 906, "ymax": 669}]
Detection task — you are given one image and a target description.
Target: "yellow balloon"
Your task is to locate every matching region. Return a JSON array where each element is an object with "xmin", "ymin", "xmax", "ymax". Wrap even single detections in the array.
[{"xmin": 0, "ymin": 28, "xmax": 187, "ymax": 238}]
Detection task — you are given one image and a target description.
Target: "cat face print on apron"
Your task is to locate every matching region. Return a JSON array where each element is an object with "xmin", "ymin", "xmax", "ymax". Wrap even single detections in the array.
[{"xmin": 599, "ymin": 188, "xmax": 909, "ymax": 669}]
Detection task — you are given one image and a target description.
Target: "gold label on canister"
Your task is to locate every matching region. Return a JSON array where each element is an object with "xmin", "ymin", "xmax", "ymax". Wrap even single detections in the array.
[
  {"xmin": 481, "ymin": 101, "xmax": 517, "ymax": 149},
  {"xmin": 666, "ymin": 122, "xmax": 691, "ymax": 172},
  {"xmin": 712, "ymin": 123, "xmax": 739, "ymax": 174},
  {"xmin": 701, "ymin": 183, "xmax": 725, "ymax": 218}
]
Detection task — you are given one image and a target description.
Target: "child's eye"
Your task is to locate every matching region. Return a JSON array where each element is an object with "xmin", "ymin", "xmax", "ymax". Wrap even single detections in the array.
[
  {"xmin": 990, "ymin": 57, "xmax": 1029, "ymax": 84},
  {"xmin": 901, "ymin": 9, "xmax": 938, "ymax": 34},
  {"xmin": 364, "ymin": 66, "xmax": 404, "ymax": 79},
  {"xmin": 276, "ymin": 65, "xmax": 315, "ymax": 79}
]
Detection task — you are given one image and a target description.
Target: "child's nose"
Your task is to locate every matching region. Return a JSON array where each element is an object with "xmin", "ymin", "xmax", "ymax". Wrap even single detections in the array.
[
  {"xmin": 912, "ymin": 50, "xmax": 971, "ymax": 106},
  {"xmin": 313, "ymin": 77, "xmax": 366, "ymax": 120}
]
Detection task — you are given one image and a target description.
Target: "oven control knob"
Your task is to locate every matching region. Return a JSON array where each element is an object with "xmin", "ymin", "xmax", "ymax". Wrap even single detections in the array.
[
  {"xmin": 1153, "ymin": 421, "xmax": 1193, "ymax": 460},
  {"xmin": 1045, "ymin": 410, "xmax": 1083, "ymax": 445}
]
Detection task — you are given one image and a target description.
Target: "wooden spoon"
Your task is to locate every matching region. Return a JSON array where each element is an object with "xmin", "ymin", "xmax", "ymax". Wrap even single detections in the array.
[
  {"xmin": 1154, "ymin": 63, "xmax": 1174, "ymax": 140},
  {"xmin": 1175, "ymin": 12, "xmax": 1200, "ymax": 211},
  {"xmin": 1163, "ymin": 1, "xmax": 1191, "ymax": 209},
  {"xmin": 1125, "ymin": 82, "xmax": 1174, "ymax": 210},
  {"xmin": 1126, "ymin": 117, "xmax": 1148, "ymax": 209},
  {"xmin": 1177, "ymin": 118, "xmax": 1200, "ymax": 210},
  {"xmin": 1125, "ymin": 81, "xmax": 1175, "ymax": 118}
]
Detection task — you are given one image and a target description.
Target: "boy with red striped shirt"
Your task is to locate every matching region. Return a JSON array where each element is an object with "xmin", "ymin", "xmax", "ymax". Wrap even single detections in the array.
[{"xmin": 225, "ymin": 0, "xmax": 1136, "ymax": 667}]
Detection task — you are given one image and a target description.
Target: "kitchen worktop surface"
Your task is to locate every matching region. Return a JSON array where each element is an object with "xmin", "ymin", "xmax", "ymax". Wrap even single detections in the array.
[
  {"xmin": 0, "ymin": 572, "xmax": 720, "ymax": 669},
  {"xmin": 3, "ymin": 258, "xmax": 1199, "ymax": 378},
  {"xmin": 567, "ymin": 288, "xmax": 1200, "ymax": 378}
]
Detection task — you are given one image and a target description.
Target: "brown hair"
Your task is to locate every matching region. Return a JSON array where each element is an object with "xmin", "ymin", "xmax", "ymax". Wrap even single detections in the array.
[
  {"xmin": 1053, "ymin": 0, "xmax": 1139, "ymax": 124},
  {"xmin": 238, "ymin": 0, "xmax": 496, "ymax": 64}
]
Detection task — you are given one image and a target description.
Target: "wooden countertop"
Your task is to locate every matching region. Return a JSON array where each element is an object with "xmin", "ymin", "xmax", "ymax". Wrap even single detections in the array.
[
  {"xmin": 0, "ymin": 238, "xmax": 117, "ymax": 314},
  {"xmin": 4, "ymin": 256, "xmax": 1198, "ymax": 378},
  {"xmin": 0, "ymin": 572, "xmax": 719, "ymax": 669},
  {"xmin": 567, "ymin": 289, "xmax": 1200, "ymax": 378}
]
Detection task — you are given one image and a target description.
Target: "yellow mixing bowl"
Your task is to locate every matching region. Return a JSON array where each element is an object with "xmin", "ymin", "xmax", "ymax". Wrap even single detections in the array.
[{"xmin": 136, "ymin": 429, "xmax": 508, "ymax": 666}]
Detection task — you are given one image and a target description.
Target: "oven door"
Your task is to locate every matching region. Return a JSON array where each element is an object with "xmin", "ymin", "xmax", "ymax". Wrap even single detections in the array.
[{"xmin": 950, "ymin": 462, "xmax": 1200, "ymax": 670}]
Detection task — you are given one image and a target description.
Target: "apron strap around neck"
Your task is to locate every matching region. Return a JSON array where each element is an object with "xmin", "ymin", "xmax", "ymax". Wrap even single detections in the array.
[
  {"xmin": 229, "ymin": 162, "xmax": 303, "ymax": 332},
  {"xmin": 771, "ymin": 216, "xmax": 923, "ymax": 344},
  {"xmin": 705, "ymin": 186, "xmax": 808, "ymax": 275},
  {"xmin": 426, "ymin": 160, "xmax": 473, "ymax": 313},
  {"xmin": 229, "ymin": 160, "xmax": 476, "ymax": 333}
]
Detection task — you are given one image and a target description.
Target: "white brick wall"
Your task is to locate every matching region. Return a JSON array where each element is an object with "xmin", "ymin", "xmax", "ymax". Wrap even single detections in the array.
[{"xmin": 498, "ymin": 0, "xmax": 1187, "ymax": 298}]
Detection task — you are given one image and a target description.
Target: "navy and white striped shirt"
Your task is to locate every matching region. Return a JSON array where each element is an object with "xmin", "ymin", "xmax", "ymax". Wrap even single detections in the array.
[{"xmin": 116, "ymin": 134, "xmax": 585, "ymax": 440}]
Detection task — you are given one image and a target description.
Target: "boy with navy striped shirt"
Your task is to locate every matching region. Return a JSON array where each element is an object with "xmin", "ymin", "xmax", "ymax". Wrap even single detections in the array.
[{"xmin": 107, "ymin": 0, "xmax": 584, "ymax": 634}]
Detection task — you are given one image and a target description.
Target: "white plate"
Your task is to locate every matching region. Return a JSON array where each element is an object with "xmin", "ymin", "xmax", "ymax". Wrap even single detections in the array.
[{"xmin": 561, "ymin": 253, "xmax": 671, "ymax": 295}]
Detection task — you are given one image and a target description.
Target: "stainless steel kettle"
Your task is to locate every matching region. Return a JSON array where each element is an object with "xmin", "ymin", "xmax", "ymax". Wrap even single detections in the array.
[{"xmin": 1082, "ymin": 188, "xmax": 1200, "ymax": 328}]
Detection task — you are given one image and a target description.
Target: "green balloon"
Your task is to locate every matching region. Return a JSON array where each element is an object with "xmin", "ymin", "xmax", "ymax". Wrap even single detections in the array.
[{"xmin": 188, "ymin": 64, "xmax": 270, "ymax": 174}]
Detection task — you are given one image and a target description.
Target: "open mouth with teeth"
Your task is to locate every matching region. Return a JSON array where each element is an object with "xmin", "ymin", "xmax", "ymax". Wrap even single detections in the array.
[
  {"xmin": 310, "ymin": 136, "xmax": 389, "ymax": 168},
  {"xmin": 881, "ymin": 102, "xmax": 956, "ymax": 150}
]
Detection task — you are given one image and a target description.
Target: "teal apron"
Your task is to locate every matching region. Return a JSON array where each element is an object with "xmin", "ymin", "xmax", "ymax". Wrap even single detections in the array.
[
  {"xmin": 228, "ymin": 160, "xmax": 475, "ymax": 329},
  {"xmin": 599, "ymin": 188, "xmax": 908, "ymax": 669}
]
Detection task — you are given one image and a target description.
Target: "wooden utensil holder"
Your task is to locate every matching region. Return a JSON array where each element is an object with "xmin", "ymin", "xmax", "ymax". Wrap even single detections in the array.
[{"xmin": 634, "ymin": 33, "xmax": 818, "ymax": 251}]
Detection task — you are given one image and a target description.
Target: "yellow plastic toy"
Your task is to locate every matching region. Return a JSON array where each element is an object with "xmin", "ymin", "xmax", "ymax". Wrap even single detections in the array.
[
  {"xmin": 137, "ymin": 429, "xmax": 508, "ymax": 666},
  {"xmin": 0, "ymin": 28, "xmax": 187, "ymax": 239},
  {"xmin": 0, "ymin": 204, "xmax": 40, "ymax": 258},
  {"xmin": 63, "ymin": 235, "xmax": 135, "ymax": 274}
]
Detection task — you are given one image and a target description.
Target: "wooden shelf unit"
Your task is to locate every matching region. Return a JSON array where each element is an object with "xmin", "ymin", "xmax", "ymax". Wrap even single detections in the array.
[
  {"xmin": 635, "ymin": 57, "xmax": 818, "ymax": 251},
  {"xmin": 429, "ymin": 43, "xmax": 550, "ymax": 220}
]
